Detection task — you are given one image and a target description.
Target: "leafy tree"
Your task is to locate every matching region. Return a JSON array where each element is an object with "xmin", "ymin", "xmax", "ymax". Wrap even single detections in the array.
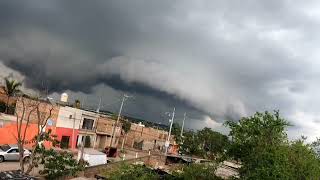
[
  {"xmin": 179, "ymin": 128, "xmax": 229, "ymax": 160},
  {"xmin": 39, "ymin": 150, "xmax": 87, "ymax": 179},
  {"xmin": 3, "ymin": 77, "xmax": 21, "ymax": 114},
  {"xmin": 225, "ymin": 111, "xmax": 320, "ymax": 179},
  {"xmin": 121, "ymin": 120, "xmax": 132, "ymax": 151},
  {"xmin": 287, "ymin": 139, "xmax": 320, "ymax": 179},
  {"xmin": 179, "ymin": 130, "xmax": 202, "ymax": 157},
  {"xmin": 198, "ymin": 128, "xmax": 229, "ymax": 159},
  {"xmin": 171, "ymin": 123, "xmax": 182, "ymax": 143}
]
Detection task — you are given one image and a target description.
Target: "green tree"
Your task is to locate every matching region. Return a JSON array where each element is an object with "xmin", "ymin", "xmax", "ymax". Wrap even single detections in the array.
[
  {"xmin": 179, "ymin": 130, "xmax": 202, "ymax": 157},
  {"xmin": 121, "ymin": 120, "xmax": 132, "ymax": 151},
  {"xmin": 198, "ymin": 128, "xmax": 229, "ymax": 160},
  {"xmin": 173, "ymin": 163, "xmax": 222, "ymax": 180},
  {"xmin": 225, "ymin": 111, "xmax": 291, "ymax": 179},
  {"xmin": 179, "ymin": 128, "xmax": 229, "ymax": 160},
  {"xmin": 171, "ymin": 123, "xmax": 182, "ymax": 143},
  {"xmin": 225, "ymin": 111, "xmax": 320, "ymax": 179},
  {"xmin": 3, "ymin": 77, "xmax": 22, "ymax": 114},
  {"xmin": 287, "ymin": 139, "xmax": 320, "ymax": 179},
  {"xmin": 39, "ymin": 150, "xmax": 87, "ymax": 179}
]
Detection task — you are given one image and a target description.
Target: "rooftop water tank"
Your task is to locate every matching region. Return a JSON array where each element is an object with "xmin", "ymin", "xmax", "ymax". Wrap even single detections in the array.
[{"xmin": 60, "ymin": 93, "xmax": 68, "ymax": 103}]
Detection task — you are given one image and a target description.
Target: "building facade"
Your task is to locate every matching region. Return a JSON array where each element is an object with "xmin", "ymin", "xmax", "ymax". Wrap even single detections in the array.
[{"xmin": 95, "ymin": 115, "xmax": 121, "ymax": 149}]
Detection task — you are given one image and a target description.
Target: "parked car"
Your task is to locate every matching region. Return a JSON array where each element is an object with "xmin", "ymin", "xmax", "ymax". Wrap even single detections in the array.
[{"xmin": 0, "ymin": 144, "xmax": 31, "ymax": 163}]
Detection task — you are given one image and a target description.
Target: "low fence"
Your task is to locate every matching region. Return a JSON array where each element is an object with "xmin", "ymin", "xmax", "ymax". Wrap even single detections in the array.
[{"xmin": 84, "ymin": 155, "xmax": 166, "ymax": 178}]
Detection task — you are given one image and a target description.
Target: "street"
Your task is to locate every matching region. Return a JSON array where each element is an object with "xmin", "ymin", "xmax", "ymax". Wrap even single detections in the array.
[
  {"xmin": 0, "ymin": 161, "xmax": 19, "ymax": 171},
  {"xmin": 0, "ymin": 161, "xmax": 40, "ymax": 176}
]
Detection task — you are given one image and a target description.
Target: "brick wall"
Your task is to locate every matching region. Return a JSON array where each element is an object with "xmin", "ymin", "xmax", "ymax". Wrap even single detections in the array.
[
  {"xmin": 15, "ymin": 97, "xmax": 59, "ymax": 125},
  {"xmin": 96, "ymin": 116, "xmax": 121, "ymax": 137},
  {"xmin": 125, "ymin": 123, "xmax": 172, "ymax": 150}
]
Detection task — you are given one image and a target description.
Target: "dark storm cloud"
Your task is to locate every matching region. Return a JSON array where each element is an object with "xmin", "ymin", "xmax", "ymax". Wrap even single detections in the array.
[{"xmin": 1, "ymin": 0, "xmax": 320, "ymax": 139}]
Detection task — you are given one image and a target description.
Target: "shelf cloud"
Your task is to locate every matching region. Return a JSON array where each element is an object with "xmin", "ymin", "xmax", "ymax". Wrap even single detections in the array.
[{"xmin": 1, "ymin": 0, "xmax": 320, "ymax": 139}]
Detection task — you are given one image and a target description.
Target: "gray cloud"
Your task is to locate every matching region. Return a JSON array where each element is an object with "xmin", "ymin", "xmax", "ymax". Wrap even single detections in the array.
[{"xmin": 1, "ymin": 0, "xmax": 320, "ymax": 139}]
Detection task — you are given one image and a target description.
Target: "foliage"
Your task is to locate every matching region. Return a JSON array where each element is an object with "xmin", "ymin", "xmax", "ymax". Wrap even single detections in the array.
[
  {"xmin": 105, "ymin": 163, "xmax": 222, "ymax": 180},
  {"xmin": 172, "ymin": 163, "xmax": 222, "ymax": 180},
  {"xmin": 121, "ymin": 120, "xmax": 132, "ymax": 151},
  {"xmin": 3, "ymin": 77, "xmax": 21, "ymax": 113},
  {"xmin": 39, "ymin": 150, "xmax": 87, "ymax": 179},
  {"xmin": 179, "ymin": 130, "xmax": 201, "ymax": 156},
  {"xmin": 226, "ymin": 111, "xmax": 289, "ymax": 158},
  {"xmin": 4, "ymin": 77, "xmax": 22, "ymax": 97},
  {"xmin": 106, "ymin": 164, "xmax": 159, "ymax": 180},
  {"xmin": 122, "ymin": 120, "xmax": 132, "ymax": 134},
  {"xmin": 225, "ymin": 111, "xmax": 320, "ymax": 179},
  {"xmin": 171, "ymin": 123, "xmax": 182, "ymax": 143},
  {"xmin": 198, "ymin": 128, "xmax": 230, "ymax": 159},
  {"xmin": 179, "ymin": 128, "xmax": 229, "ymax": 160},
  {"xmin": 287, "ymin": 139, "xmax": 320, "ymax": 179},
  {"xmin": 29, "ymin": 130, "xmax": 87, "ymax": 179}
]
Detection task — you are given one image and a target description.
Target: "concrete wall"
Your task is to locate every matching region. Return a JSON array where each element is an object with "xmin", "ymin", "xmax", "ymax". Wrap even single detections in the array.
[
  {"xmin": 56, "ymin": 106, "xmax": 83, "ymax": 129},
  {"xmin": 55, "ymin": 127, "xmax": 79, "ymax": 149},
  {"xmin": 125, "ymin": 123, "xmax": 170, "ymax": 151}
]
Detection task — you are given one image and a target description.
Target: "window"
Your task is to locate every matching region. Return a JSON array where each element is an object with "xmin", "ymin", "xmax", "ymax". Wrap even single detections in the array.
[
  {"xmin": 82, "ymin": 118, "xmax": 94, "ymax": 130},
  {"xmin": 8, "ymin": 149, "xmax": 19, "ymax": 153}
]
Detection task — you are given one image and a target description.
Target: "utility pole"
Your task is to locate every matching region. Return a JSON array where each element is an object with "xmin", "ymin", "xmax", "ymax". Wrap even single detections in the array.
[
  {"xmin": 109, "ymin": 94, "xmax": 130, "ymax": 148},
  {"xmin": 93, "ymin": 97, "xmax": 102, "ymax": 149},
  {"xmin": 165, "ymin": 107, "xmax": 175, "ymax": 155},
  {"xmin": 181, "ymin": 112, "xmax": 186, "ymax": 137},
  {"xmin": 72, "ymin": 112, "xmax": 76, "ymax": 150}
]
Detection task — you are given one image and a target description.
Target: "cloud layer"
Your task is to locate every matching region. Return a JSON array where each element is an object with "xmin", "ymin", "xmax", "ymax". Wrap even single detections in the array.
[{"xmin": 1, "ymin": 0, "xmax": 320, "ymax": 140}]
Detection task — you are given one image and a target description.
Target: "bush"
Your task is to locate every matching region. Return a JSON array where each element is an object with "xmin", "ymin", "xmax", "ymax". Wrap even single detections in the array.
[
  {"xmin": 172, "ymin": 163, "xmax": 222, "ymax": 180},
  {"xmin": 39, "ymin": 150, "xmax": 87, "ymax": 179},
  {"xmin": 106, "ymin": 164, "xmax": 159, "ymax": 180}
]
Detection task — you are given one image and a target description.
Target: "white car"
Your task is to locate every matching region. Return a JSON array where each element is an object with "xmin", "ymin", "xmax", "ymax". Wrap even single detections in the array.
[{"xmin": 0, "ymin": 144, "xmax": 31, "ymax": 163}]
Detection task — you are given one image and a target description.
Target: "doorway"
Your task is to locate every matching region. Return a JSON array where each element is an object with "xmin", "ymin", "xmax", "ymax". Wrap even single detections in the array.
[{"xmin": 61, "ymin": 136, "xmax": 70, "ymax": 149}]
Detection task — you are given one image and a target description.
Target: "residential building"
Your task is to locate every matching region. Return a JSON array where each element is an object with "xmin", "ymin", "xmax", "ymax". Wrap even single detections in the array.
[
  {"xmin": 94, "ymin": 115, "xmax": 121, "ymax": 149},
  {"xmin": 56, "ymin": 106, "xmax": 99, "ymax": 149},
  {"xmin": 125, "ymin": 122, "xmax": 170, "ymax": 151}
]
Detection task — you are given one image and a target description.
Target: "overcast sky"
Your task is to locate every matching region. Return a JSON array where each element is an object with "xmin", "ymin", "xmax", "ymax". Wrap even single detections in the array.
[{"xmin": 1, "ymin": 0, "xmax": 320, "ymax": 140}]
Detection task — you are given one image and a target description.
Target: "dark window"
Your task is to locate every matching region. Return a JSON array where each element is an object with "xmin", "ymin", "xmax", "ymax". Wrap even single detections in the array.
[
  {"xmin": 82, "ymin": 118, "xmax": 94, "ymax": 130},
  {"xmin": 61, "ymin": 136, "xmax": 70, "ymax": 149},
  {"xmin": 8, "ymin": 149, "xmax": 19, "ymax": 153}
]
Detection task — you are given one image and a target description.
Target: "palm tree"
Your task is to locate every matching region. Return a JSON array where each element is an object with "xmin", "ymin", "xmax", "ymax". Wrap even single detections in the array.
[{"xmin": 4, "ymin": 77, "xmax": 22, "ymax": 114}]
